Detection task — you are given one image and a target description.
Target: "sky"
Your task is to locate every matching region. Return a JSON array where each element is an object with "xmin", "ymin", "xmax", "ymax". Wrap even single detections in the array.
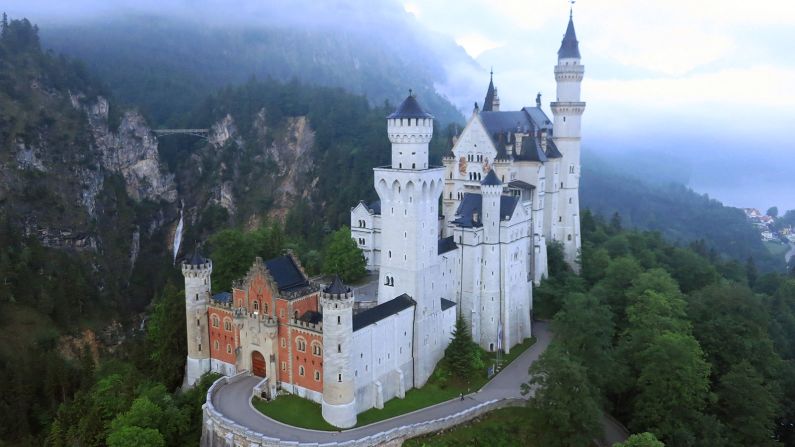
[{"xmin": 405, "ymin": 0, "xmax": 795, "ymax": 211}]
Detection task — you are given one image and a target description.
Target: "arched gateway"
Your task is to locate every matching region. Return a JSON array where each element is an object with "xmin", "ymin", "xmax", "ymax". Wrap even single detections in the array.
[{"xmin": 251, "ymin": 351, "xmax": 266, "ymax": 377}]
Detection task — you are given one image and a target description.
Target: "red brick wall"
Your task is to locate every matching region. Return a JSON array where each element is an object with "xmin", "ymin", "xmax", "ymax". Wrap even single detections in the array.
[
  {"xmin": 290, "ymin": 328, "xmax": 323, "ymax": 392},
  {"xmin": 208, "ymin": 306, "xmax": 237, "ymax": 365}
]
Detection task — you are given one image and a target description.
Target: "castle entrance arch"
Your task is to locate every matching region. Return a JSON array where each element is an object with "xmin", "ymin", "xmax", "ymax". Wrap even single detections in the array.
[{"xmin": 251, "ymin": 351, "xmax": 266, "ymax": 377}]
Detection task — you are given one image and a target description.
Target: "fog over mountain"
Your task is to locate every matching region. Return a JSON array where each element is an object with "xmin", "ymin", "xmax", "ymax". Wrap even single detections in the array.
[{"xmin": 6, "ymin": 0, "xmax": 793, "ymax": 211}]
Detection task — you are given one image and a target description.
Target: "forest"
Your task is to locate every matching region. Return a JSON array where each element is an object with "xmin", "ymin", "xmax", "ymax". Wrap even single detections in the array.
[{"xmin": 2, "ymin": 13, "xmax": 795, "ymax": 447}]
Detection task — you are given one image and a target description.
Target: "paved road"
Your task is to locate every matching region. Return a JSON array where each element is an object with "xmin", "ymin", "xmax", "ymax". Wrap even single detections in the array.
[{"xmin": 212, "ymin": 321, "xmax": 627, "ymax": 444}]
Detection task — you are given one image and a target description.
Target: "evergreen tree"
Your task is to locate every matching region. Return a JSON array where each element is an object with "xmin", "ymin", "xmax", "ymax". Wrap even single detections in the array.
[
  {"xmin": 715, "ymin": 361, "xmax": 779, "ymax": 447},
  {"xmin": 444, "ymin": 316, "xmax": 480, "ymax": 380},
  {"xmin": 522, "ymin": 344, "xmax": 603, "ymax": 447},
  {"xmin": 613, "ymin": 432, "xmax": 665, "ymax": 447}
]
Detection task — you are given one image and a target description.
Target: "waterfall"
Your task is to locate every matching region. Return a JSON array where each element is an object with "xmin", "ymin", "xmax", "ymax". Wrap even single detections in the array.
[{"xmin": 173, "ymin": 201, "xmax": 184, "ymax": 264}]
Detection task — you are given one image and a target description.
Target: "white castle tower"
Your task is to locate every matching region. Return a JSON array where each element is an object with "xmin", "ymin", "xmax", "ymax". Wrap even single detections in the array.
[
  {"xmin": 182, "ymin": 250, "xmax": 212, "ymax": 386},
  {"xmin": 320, "ymin": 276, "xmax": 357, "ymax": 428},
  {"xmin": 375, "ymin": 92, "xmax": 446, "ymax": 387},
  {"xmin": 551, "ymin": 11, "xmax": 585, "ymax": 269},
  {"xmin": 479, "ymin": 170, "xmax": 504, "ymax": 351}
]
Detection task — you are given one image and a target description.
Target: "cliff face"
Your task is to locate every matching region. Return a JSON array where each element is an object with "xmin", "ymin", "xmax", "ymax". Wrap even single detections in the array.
[
  {"xmin": 84, "ymin": 96, "xmax": 177, "ymax": 204},
  {"xmin": 178, "ymin": 110, "xmax": 318, "ymax": 231}
]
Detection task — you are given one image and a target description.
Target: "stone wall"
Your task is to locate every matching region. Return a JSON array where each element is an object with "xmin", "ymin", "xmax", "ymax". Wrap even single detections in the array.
[{"xmin": 201, "ymin": 375, "xmax": 525, "ymax": 447}]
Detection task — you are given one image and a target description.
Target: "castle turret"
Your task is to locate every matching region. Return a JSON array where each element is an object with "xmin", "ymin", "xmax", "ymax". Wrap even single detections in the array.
[
  {"xmin": 551, "ymin": 10, "xmax": 585, "ymax": 270},
  {"xmin": 387, "ymin": 91, "xmax": 433, "ymax": 171},
  {"xmin": 374, "ymin": 93, "xmax": 446, "ymax": 387},
  {"xmin": 479, "ymin": 170, "xmax": 505, "ymax": 352},
  {"xmin": 182, "ymin": 249, "xmax": 212, "ymax": 387},
  {"xmin": 320, "ymin": 276, "xmax": 357, "ymax": 428}
]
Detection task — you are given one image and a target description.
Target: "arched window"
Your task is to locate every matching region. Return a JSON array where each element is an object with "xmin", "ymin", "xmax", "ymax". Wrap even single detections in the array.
[
  {"xmin": 312, "ymin": 342, "xmax": 322, "ymax": 356},
  {"xmin": 212, "ymin": 315, "xmax": 220, "ymax": 328},
  {"xmin": 223, "ymin": 318, "xmax": 232, "ymax": 331},
  {"xmin": 568, "ymin": 234, "xmax": 572, "ymax": 241},
  {"xmin": 299, "ymin": 366, "xmax": 305, "ymax": 376},
  {"xmin": 314, "ymin": 370, "xmax": 320, "ymax": 381},
  {"xmin": 338, "ymin": 373, "xmax": 342, "ymax": 382},
  {"xmin": 253, "ymin": 300, "xmax": 259, "ymax": 311},
  {"xmin": 412, "ymin": 163, "xmax": 416, "ymax": 169},
  {"xmin": 214, "ymin": 340, "xmax": 219, "ymax": 350},
  {"xmin": 263, "ymin": 303, "xmax": 268, "ymax": 314},
  {"xmin": 294, "ymin": 311, "xmax": 299, "ymax": 319},
  {"xmin": 226, "ymin": 344, "xmax": 232, "ymax": 354},
  {"xmin": 296, "ymin": 338, "xmax": 307, "ymax": 352}
]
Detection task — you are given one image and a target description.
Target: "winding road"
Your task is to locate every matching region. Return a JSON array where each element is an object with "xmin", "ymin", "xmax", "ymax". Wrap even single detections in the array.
[{"xmin": 210, "ymin": 321, "xmax": 628, "ymax": 445}]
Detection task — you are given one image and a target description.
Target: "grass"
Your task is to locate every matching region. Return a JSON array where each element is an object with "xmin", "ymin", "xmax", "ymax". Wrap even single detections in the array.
[
  {"xmin": 402, "ymin": 407, "xmax": 540, "ymax": 447},
  {"xmin": 764, "ymin": 240, "xmax": 790, "ymax": 258},
  {"xmin": 251, "ymin": 337, "xmax": 537, "ymax": 430},
  {"xmin": 251, "ymin": 394, "xmax": 337, "ymax": 431}
]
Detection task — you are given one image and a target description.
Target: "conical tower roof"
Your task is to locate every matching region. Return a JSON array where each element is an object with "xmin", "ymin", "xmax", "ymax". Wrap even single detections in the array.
[
  {"xmin": 481, "ymin": 169, "xmax": 502, "ymax": 186},
  {"xmin": 387, "ymin": 91, "xmax": 433, "ymax": 119},
  {"xmin": 323, "ymin": 275, "xmax": 350, "ymax": 294},
  {"xmin": 483, "ymin": 71, "xmax": 496, "ymax": 112},
  {"xmin": 558, "ymin": 12, "xmax": 581, "ymax": 59}
]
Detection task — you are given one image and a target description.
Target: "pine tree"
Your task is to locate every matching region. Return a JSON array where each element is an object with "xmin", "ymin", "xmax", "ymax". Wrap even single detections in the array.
[{"xmin": 444, "ymin": 316, "xmax": 480, "ymax": 380}]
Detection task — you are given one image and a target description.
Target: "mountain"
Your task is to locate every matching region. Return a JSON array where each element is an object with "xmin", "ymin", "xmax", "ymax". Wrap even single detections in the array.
[
  {"xmin": 580, "ymin": 153, "xmax": 783, "ymax": 272},
  {"xmin": 38, "ymin": 6, "xmax": 473, "ymax": 127}
]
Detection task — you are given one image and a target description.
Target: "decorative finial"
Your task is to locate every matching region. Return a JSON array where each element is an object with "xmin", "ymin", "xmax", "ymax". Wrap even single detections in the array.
[
  {"xmin": 409, "ymin": 88, "xmax": 413, "ymax": 97},
  {"xmin": 536, "ymin": 92, "xmax": 542, "ymax": 107},
  {"xmin": 490, "ymin": 67, "xmax": 493, "ymax": 79},
  {"xmin": 569, "ymin": 0, "xmax": 575, "ymax": 18}
]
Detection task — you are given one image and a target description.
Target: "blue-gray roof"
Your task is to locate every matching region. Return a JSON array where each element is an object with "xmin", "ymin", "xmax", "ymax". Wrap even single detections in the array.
[
  {"xmin": 353, "ymin": 294, "xmax": 416, "ymax": 331},
  {"xmin": 545, "ymin": 139, "xmax": 563, "ymax": 159},
  {"xmin": 324, "ymin": 275, "xmax": 350, "ymax": 294},
  {"xmin": 517, "ymin": 135, "xmax": 547, "ymax": 163},
  {"xmin": 558, "ymin": 15, "xmax": 581, "ymax": 59},
  {"xmin": 483, "ymin": 75, "xmax": 496, "ymax": 112},
  {"xmin": 387, "ymin": 94, "xmax": 434, "ymax": 119},
  {"xmin": 369, "ymin": 200, "xmax": 381, "ymax": 215},
  {"xmin": 438, "ymin": 236, "xmax": 458, "ymax": 255},
  {"xmin": 441, "ymin": 298, "xmax": 456, "ymax": 311},
  {"xmin": 265, "ymin": 255, "xmax": 308, "ymax": 292},
  {"xmin": 481, "ymin": 170, "xmax": 502, "ymax": 186},
  {"xmin": 452, "ymin": 193, "xmax": 520, "ymax": 228},
  {"xmin": 212, "ymin": 292, "xmax": 232, "ymax": 304}
]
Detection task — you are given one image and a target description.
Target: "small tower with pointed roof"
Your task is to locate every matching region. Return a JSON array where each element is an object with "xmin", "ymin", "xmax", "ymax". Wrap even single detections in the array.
[
  {"xmin": 483, "ymin": 69, "xmax": 500, "ymax": 112},
  {"xmin": 320, "ymin": 276, "xmax": 357, "ymax": 428},
  {"xmin": 552, "ymin": 9, "xmax": 585, "ymax": 270},
  {"xmin": 181, "ymin": 247, "xmax": 213, "ymax": 387},
  {"xmin": 480, "ymin": 170, "xmax": 504, "ymax": 351},
  {"xmin": 387, "ymin": 90, "xmax": 434, "ymax": 171}
]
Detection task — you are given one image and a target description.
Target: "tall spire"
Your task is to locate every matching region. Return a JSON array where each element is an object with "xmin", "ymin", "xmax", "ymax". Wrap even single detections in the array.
[
  {"xmin": 483, "ymin": 69, "xmax": 496, "ymax": 112},
  {"xmin": 558, "ymin": 10, "xmax": 581, "ymax": 59}
]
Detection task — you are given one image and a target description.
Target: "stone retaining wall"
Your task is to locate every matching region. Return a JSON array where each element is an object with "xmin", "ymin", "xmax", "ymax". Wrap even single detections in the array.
[{"xmin": 201, "ymin": 375, "xmax": 525, "ymax": 447}]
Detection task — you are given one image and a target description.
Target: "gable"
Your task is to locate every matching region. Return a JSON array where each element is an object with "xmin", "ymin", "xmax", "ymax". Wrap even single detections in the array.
[{"xmin": 452, "ymin": 115, "xmax": 497, "ymax": 161}]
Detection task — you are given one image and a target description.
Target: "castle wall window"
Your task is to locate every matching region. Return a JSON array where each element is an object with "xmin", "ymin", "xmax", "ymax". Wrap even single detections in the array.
[
  {"xmin": 212, "ymin": 315, "xmax": 220, "ymax": 328},
  {"xmin": 338, "ymin": 373, "xmax": 342, "ymax": 382},
  {"xmin": 337, "ymin": 316, "xmax": 341, "ymax": 325},
  {"xmin": 281, "ymin": 338, "xmax": 286, "ymax": 348},
  {"xmin": 281, "ymin": 361, "xmax": 287, "ymax": 371},
  {"xmin": 264, "ymin": 303, "xmax": 268, "ymax": 314},
  {"xmin": 312, "ymin": 342, "xmax": 322, "ymax": 356},
  {"xmin": 299, "ymin": 366, "xmax": 305, "ymax": 376},
  {"xmin": 214, "ymin": 340, "xmax": 219, "ymax": 350},
  {"xmin": 253, "ymin": 301, "xmax": 259, "ymax": 311},
  {"xmin": 296, "ymin": 338, "xmax": 307, "ymax": 352},
  {"xmin": 224, "ymin": 319, "xmax": 232, "ymax": 331},
  {"xmin": 314, "ymin": 371, "xmax": 320, "ymax": 381},
  {"xmin": 226, "ymin": 344, "xmax": 232, "ymax": 354}
]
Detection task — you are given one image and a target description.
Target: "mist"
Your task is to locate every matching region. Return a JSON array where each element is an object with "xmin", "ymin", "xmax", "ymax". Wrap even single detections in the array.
[{"xmin": 6, "ymin": 0, "xmax": 792, "ymax": 212}]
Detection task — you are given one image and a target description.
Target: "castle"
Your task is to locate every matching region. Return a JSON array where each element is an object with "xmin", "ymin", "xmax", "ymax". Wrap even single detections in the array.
[{"xmin": 183, "ymin": 13, "xmax": 584, "ymax": 429}]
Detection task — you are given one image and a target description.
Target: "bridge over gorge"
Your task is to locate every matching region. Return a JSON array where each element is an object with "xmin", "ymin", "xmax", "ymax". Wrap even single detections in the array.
[{"xmin": 153, "ymin": 129, "xmax": 209, "ymax": 139}]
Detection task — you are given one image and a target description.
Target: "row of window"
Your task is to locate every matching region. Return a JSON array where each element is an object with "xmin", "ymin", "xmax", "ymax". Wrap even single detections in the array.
[
  {"xmin": 467, "ymin": 154, "xmax": 484, "ymax": 162},
  {"xmin": 356, "ymin": 219, "xmax": 367, "ymax": 228},
  {"xmin": 211, "ymin": 315, "xmax": 234, "ymax": 331},
  {"xmin": 468, "ymin": 172, "xmax": 482, "ymax": 181},
  {"xmin": 281, "ymin": 337, "xmax": 323, "ymax": 356},
  {"xmin": 213, "ymin": 340, "xmax": 233, "ymax": 354},
  {"xmin": 281, "ymin": 362, "xmax": 322, "ymax": 381},
  {"xmin": 357, "ymin": 237, "xmax": 366, "ymax": 246}
]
